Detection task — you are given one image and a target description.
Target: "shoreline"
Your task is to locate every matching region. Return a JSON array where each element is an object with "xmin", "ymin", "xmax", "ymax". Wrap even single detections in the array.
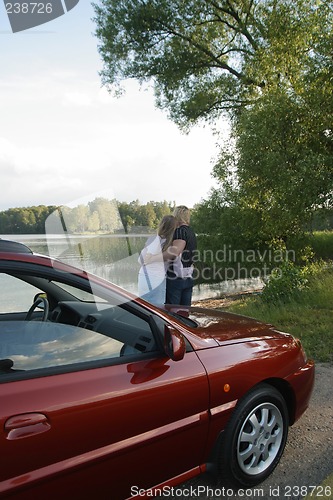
[{"xmin": 192, "ymin": 288, "xmax": 262, "ymax": 309}]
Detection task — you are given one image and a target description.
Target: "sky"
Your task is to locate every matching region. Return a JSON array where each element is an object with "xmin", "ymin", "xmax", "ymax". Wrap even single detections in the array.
[{"xmin": 0, "ymin": 1, "xmax": 228, "ymax": 212}]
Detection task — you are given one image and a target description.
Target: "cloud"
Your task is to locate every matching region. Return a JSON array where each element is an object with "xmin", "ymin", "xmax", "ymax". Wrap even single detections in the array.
[{"xmin": 63, "ymin": 91, "xmax": 93, "ymax": 107}]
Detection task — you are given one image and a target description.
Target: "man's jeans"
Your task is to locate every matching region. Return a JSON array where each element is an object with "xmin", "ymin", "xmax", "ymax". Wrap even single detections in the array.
[{"xmin": 166, "ymin": 277, "xmax": 194, "ymax": 306}]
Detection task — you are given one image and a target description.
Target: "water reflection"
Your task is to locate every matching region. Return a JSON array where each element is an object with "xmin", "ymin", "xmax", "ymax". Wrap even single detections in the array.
[{"xmin": 2, "ymin": 234, "xmax": 263, "ymax": 300}]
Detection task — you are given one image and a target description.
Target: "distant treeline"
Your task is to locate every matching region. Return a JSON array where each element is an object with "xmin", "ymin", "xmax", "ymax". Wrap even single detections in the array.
[
  {"xmin": 1, "ymin": 198, "xmax": 332, "ymax": 236},
  {"xmin": 0, "ymin": 198, "xmax": 175, "ymax": 234}
]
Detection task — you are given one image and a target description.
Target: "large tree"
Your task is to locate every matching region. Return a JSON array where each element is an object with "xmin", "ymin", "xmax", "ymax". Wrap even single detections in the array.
[
  {"xmin": 94, "ymin": 0, "xmax": 330, "ymax": 125},
  {"xmin": 94, "ymin": 0, "xmax": 333, "ymax": 243},
  {"xmin": 211, "ymin": 87, "xmax": 333, "ymax": 245},
  {"xmin": 94, "ymin": 0, "xmax": 268, "ymax": 128}
]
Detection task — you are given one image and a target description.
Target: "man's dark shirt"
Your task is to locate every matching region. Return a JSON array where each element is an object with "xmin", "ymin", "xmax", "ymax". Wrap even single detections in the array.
[{"xmin": 167, "ymin": 224, "xmax": 197, "ymax": 277}]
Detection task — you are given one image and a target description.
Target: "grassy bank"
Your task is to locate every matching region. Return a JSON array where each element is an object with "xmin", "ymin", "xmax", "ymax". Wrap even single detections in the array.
[{"xmin": 224, "ymin": 268, "xmax": 333, "ymax": 363}]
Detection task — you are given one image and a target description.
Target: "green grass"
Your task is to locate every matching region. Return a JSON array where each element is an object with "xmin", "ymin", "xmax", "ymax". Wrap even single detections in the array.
[
  {"xmin": 310, "ymin": 230, "xmax": 333, "ymax": 261},
  {"xmin": 286, "ymin": 230, "xmax": 333, "ymax": 262},
  {"xmin": 224, "ymin": 268, "xmax": 333, "ymax": 363}
]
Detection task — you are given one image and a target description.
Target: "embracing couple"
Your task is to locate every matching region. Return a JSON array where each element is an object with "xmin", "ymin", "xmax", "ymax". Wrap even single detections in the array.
[{"xmin": 138, "ymin": 206, "xmax": 197, "ymax": 307}]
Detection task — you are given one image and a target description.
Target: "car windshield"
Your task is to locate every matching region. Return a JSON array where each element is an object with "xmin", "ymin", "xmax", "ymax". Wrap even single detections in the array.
[
  {"xmin": 53, "ymin": 281, "xmax": 106, "ymax": 302},
  {"xmin": 167, "ymin": 311, "xmax": 198, "ymax": 328}
]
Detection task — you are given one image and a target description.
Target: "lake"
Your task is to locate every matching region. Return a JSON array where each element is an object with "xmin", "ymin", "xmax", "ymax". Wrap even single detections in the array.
[{"xmin": 1, "ymin": 234, "xmax": 263, "ymax": 302}]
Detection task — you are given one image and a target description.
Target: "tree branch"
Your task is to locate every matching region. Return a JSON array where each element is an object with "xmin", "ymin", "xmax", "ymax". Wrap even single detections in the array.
[
  {"xmin": 154, "ymin": 18, "xmax": 247, "ymax": 81},
  {"xmin": 207, "ymin": 0, "xmax": 259, "ymax": 50}
]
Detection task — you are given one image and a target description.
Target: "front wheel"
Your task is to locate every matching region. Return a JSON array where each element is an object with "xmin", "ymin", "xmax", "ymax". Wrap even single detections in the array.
[{"xmin": 218, "ymin": 384, "xmax": 289, "ymax": 488}]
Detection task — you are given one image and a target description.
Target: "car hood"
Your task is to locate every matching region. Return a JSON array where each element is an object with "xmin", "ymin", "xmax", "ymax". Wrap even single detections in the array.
[{"xmin": 168, "ymin": 306, "xmax": 290, "ymax": 347}]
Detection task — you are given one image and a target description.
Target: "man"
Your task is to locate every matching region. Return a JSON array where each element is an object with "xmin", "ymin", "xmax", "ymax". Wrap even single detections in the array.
[{"xmin": 165, "ymin": 206, "xmax": 197, "ymax": 306}]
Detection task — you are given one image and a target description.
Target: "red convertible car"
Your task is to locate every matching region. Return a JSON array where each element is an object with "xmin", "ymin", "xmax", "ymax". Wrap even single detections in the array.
[{"xmin": 0, "ymin": 239, "xmax": 314, "ymax": 499}]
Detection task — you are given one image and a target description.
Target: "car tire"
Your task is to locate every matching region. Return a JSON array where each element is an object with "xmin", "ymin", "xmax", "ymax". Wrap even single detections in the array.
[{"xmin": 218, "ymin": 383, "xmax": 289, "ymax": 488}]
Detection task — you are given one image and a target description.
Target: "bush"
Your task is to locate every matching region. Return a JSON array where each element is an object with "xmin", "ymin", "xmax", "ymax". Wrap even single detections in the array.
[{"xmin": 261, "ymin": 260, "xmax": 320, "ymax": 303}]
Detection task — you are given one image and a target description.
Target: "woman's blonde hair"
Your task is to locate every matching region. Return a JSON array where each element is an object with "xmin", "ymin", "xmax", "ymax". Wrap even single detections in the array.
[
  {"xmin": 158, "ymin": 215, "xmax": 177, "ymax": 251},
  {"xmin": 173, "ymin": 205, "xmax": 191, "ymax": 225}
]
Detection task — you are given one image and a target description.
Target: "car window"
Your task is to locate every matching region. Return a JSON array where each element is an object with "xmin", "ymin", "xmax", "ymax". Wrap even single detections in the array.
[
  {"xmin": 52, "ymin": 281, "xmax": 107, "ymax": 302},
  {"xmin": 0, "ymin": 273, "xmax": 43, "ymax": 313},
  {"xmin": 0, "ymin": 271, "xmax": 160, "ymax": 380},
  {"xmin": 0, "ymin": 321, "xmax": 123, "ymax": 371},
  {"xmin": 0, "ymin": 309, "xmax": 159, "ymax": 379}
]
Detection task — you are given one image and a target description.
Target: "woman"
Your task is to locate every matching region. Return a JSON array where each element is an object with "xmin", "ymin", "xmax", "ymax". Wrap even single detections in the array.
[
  {"xmin": 165, "ymin": 206, "xmax": 197, "ymax": 306},
  {"xmin": 138, "ymin": 215, "xmax": 177, "ymax": 305}
]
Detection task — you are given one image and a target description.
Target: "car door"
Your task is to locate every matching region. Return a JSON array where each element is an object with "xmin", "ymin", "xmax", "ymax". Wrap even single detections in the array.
[{"xmin": 0, "ymin": 271, "xmax": 210, "ymax": 499}]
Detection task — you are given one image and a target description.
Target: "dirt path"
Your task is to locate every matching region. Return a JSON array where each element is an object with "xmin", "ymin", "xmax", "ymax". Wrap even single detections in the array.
[{"xmin": 191, "ymin": 290, "xmax": 263, "ymax": 310}]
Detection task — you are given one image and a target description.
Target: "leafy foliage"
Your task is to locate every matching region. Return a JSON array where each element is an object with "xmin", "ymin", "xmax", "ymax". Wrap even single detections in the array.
[
  {"xmin": 211, "ymin": 87, "xmax": 333, "ymax": 245},
  {"xmin": 261, "ymin": 261, "xmax": 310, "ymax": 303},
  {"xmin": 261, "ymin": 249, "xmax": 324, "ymax": 303},
  {"xmin": 0, "ymin": 206, "xmax": 57, "ymax": 234},
  {"xmin": 94, "ymin": 0, "xmax": 269, "ymax": 128},
  {"xmin": 94, "ymin": 0, "xmax": 332, "ymax": 126}
]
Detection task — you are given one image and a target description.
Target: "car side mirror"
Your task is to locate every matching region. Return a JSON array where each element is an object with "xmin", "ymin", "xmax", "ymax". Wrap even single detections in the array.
[{"xmin": 164, "ymin": 325, "xmax": 186, "ymax": 361}]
